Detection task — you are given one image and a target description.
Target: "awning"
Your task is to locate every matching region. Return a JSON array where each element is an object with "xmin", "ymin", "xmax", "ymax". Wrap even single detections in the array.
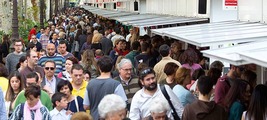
[
  {"xmin": 152, "ymin": 21, "xmax": 267, "ymax": 47},
  {"xmin": 110, "ymin": 14, "xmax": 209, "ymax": 27},
  {"xmin": 201, "ymin": 40, "xmax": 267, "ymax": 66},
  {"xmin": 82, "ymin": 5, "xmax": 138, "ymax": 18}
]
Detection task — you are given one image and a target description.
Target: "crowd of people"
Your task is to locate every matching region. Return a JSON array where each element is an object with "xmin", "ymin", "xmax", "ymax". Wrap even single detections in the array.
[{"xmin": 0, "ymin": 7, "xmax": 267, "ymax": 120}]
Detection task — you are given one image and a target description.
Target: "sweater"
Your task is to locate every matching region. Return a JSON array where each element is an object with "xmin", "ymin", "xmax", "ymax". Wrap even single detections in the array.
[{"xmin": 5, "ymin": 52, "xmax": 25, "ymax": 74}]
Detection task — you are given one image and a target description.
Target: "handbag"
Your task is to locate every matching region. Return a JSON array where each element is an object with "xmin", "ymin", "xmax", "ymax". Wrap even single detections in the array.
[{"xmin": 160, "ymin": 85, "xmax": 181, "ymax": 120}]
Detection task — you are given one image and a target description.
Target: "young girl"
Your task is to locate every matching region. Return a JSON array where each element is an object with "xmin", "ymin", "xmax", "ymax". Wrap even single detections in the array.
[{"xmin": 5, "ymin": 71, "xmax": 24, "ymax": 117}]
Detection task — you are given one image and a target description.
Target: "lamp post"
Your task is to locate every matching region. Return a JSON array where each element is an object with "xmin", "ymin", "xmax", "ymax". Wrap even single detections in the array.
[
  {"xmin": 40, "ymin": 0, "xmax": 44, "ymax": 28},
  {"xmin": 11, "ymin": 0, "xmax": 19, "ymax": 40}
]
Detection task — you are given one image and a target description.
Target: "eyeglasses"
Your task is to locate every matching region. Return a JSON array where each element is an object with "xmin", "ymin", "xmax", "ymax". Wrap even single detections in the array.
[
  {"xmin": 45, "ymin": 67, "xmax": 55, "ymax": 70},
  {"xmin": 121, "ymin": 68, "xmax": 132, "ymax": 72}
]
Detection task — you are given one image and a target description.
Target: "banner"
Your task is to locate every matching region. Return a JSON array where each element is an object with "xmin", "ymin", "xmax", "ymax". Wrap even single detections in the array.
[{"xmin": 223, "ymin": 0, "xmax": 237, "ymax": 10}]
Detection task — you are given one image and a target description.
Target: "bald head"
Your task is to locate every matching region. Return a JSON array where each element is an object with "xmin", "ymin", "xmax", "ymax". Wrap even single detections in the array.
[{"xmin": 46, "ymin": 43, "xmax": 56, "ymax": 56}]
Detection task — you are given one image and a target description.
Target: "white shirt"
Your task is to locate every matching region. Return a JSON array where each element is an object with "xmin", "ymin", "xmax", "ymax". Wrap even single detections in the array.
[
  {"xmin": 126, "ymin": 34, "xmax": 132, "ymax": 42},
  {"xmin": 50, "ymin": 108, "xmax": 71, "ymax": 120},
  {"xmin": 45, "ymin": 76, "xmax": 57, "ymax": 93},
  {"xmin": 129, "ymin": 84, "xmax": 184, "ymax": 120}
]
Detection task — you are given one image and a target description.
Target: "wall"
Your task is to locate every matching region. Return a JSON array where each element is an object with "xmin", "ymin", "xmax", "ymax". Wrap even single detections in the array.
[{"xmin": 210, "ymin": 0, "xmax": 237, "ymax": 22}]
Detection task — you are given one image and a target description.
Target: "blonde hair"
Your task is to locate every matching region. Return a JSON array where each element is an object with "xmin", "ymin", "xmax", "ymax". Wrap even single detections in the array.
[
  {"xmin": 175, "ymin": 67, "xmax": 191, "ymax": 85},
  {"xmin": 71, "ymin": 112, "xmax": 92, "ymax": 120},
  {"xmin": 92, "ymin": 33, "xmax": 103, "ymax": 43}
]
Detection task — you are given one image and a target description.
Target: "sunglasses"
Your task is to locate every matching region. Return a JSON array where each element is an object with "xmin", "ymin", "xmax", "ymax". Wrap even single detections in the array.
[
  {"xmin": 45, "ymin": 67, "xmax": 55, "ymax": 70},
  {"xmin": 141, "ymin": 68, "xmax": 153, "ymax": 75}
]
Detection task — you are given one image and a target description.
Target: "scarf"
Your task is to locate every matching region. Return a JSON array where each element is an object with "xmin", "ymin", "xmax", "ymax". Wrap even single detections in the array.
[{"xmin": 24, "ymin": 100, "xmax": 43, "ymax": 120}]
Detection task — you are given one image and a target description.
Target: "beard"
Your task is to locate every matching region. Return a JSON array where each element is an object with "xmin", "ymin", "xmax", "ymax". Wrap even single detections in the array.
[{"xmin": 144, "ymin": 82, "xmax": 157, "ymax": 91}]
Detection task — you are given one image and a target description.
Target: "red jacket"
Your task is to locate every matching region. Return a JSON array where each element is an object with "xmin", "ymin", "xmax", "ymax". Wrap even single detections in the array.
[{"xmin": 28, "ymin": 28, "xmax": 37, "ymax": 40}]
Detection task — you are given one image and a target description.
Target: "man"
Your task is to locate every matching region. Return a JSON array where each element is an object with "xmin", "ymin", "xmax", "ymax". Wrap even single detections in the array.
[
  {"xmin": 58, "ymin": 40, "xmax": 73, "ymax": 59},
  {"xmin": 100, "ymin": 29, "xmax": 113, "ymax": 55},
  {"xmin": 28, "ymin": 35, "xmax": 42, "ymax": 51},
  {"xmin": 153, "ymin": 44, "xmax": 181, "ymax": 82},
  {"xmin": 41, "ymin": 60, "xmax": 62, "ymax": 94},
  {"xmin": 125, "ymin": 41, "xmax": 140, "ymax": 65},
  {"xmin": 28, "ymin": 25, "xmax": 37, "ymax": 41},
  {"xmin": 129, "ymin": 68, "xmax": 184, "ymax": 119},
  {"xmin": 134, "ymin": 42, "xmax": 153, "ymax": 68},
  {"xmin": 5, "ymin": 39, "xmax": 26, "ymax": 74},
  {"xmin": 114, "ymin": 58, "xmax": 141, "ymax": 108},
  {"xmin": 83, "ymin": 56, "xmax": 127, "ymax": 120},
  {"xmin": 215, "ymin": 65, "xmax": 244, "ymax": 104},
  {"xmin": 14, "ymin": 72, "xmax": 53, "ymax": 110},
  {"xmin": 36, "ymin": 28, "xmax": 44, "ymax": 40},
  {"xmin": 182, "ymin": 76, "xmax": 227, "ymax": 120},
  {"xmin": 49, "ymin": 33, "xmax": 60, "ymax": 49},
  {"xmin": 40, "ymin": 26, "xmax": 50, "ymax": 49},
  {"xmin": 20, "ymin": 50, "xmax": 44, "ymax": 85},
  {"xmin": 38, "ymin": 43, "xmax": 66, "ymax": 76},
  {"xmin": 71, "ymin": 64, "xmax": 88, "ymax": 98}
]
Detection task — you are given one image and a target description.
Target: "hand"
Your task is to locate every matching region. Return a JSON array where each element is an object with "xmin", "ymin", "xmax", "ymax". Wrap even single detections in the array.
[{"xmin": 66, "ymin": 110, "xmax": 73, "ymax": 115}]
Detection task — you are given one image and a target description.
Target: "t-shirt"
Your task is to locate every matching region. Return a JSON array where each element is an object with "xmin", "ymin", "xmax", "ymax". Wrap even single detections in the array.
[
  {"xmin": 66, "ymin": 96, "xmax": 85, "ymax": 113},
  {"xmin": 84, "ymin": 78, "xmax": 127, "ymax": 120},
  {"xmin": 14, "ymin": 90, "xmax": 53, "ymax": 110},
  {"xmin": 158, "ymin": 79, "xmax": 176, "ymax": 89}
]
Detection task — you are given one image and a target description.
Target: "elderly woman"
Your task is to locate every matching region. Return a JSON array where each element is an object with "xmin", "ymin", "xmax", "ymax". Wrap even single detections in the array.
[
  {"xmin": 147, "ymin": 98, "xmax": 170, "ymax": 120},
  {"xmin": 98, "ymin": 94, "xmax": 127, "ymax": 120}
]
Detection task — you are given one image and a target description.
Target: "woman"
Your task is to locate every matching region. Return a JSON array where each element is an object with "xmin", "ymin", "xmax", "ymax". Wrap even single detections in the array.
[
  {"xmin": 58, "ymin": 56, "xmax": 79, "ymax": 81},
  {"xmin": 159, "ymin": 62, "xmax": 179, "ymax": 89},
  {"xmin": 90, "ymin": 33, "xmax": 102, "ymax": 51},
  {"xmin": 5, "ymin": 71, "xmax": 25, "ymax": 117},
  {"xmin": 223, "ymin": 79, "xmax": 251, "ymax": 120},
  {"xmin": 98, "ymin": 94, "xmax": 127, "ymax": 120},
  {"xmin": 16, "ymin": 56, "xmax": 27, "ymax": 72},
  {"xmin": 9, "ymin": 85, "xmax": 51, "ymax": 120},
  {"xmin": 242, "ymin": 84, "xmax": 267, "ymax": 120},
  {"xmin": 179, "ymin": 48, "xmax": 202, "ymax": 75},
  {"xmin": 57, "ymin": 80, "xmax": 85, "ymax": 113},
  {"xmin": 172, "ymin": 67, "xmax": 196, "ymax": 107},
  {"xmin": 84, "ymin": 70, "xmax": 91, "ymax": 82},
  {"xmin": 80, "ymin": 49, "xmax": 98, "ymax": 78}
]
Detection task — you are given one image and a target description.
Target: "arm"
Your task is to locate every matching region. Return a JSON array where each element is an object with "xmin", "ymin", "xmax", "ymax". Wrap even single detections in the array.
[
  {"xmin": 165, "ymin": 85, "xmax": 184, "ymax": 118},
  {"xmin": 0, "ymin": 88, "xmax": 7, "ymax": 120},
  {"xmin": 114, "ymin": 84, "xmax": 128, "ymax": 101},
  {"xmin": 129, "ymin": 94, "xmax": 141, "ymax": 120},
  {"xmin": 83, "ymin": 89, "xmax": 90, "ymax": 110}
]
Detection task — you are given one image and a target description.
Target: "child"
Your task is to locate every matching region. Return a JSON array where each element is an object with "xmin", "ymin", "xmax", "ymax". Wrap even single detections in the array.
[{"xmin": 50, "ymin": 92, "xmax": 71, "ymax": 120}]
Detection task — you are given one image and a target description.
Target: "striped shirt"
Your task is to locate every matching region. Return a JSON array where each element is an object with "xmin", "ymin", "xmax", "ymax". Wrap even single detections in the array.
[
  {"xmin": 39, "ymin": 34, "xmax": 50, "ymax": 49},
  {"xmin": 38, "ymin": 53, "xmax": 66, "ymax": 76},
  {"xmin": 114, "ymin": 75, "xmax": 141, "ymax": 103}
]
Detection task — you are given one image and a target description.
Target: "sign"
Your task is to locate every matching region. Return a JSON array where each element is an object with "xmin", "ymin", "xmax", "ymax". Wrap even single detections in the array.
[{"xmin": 223, "ymin": 0, "xmax": 237, "ymax": 10}]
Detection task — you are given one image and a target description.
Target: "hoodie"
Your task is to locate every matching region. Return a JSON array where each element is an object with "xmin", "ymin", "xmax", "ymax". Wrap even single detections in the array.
[{"xmin": 182, "ymin": 100, "xmax": 228, "ymax": 120}]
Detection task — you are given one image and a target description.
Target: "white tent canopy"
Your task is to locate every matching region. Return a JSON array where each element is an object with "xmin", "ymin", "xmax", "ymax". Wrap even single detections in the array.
[
  {"xmin": 201, "ymin": 40, "xmax": 267, "ymax": 67},
  {"xmin": 152, "ymin": 21, "xmax": 267, "ymax": 47}
]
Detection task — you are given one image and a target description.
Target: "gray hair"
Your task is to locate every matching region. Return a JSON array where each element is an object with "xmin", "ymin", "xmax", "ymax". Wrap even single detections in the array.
[
  {"xmin": 117, "ymin": 58, "xmax": 132, "ymax": 70},
  {"xmin": 149, "ymin": 98, "xmax": 170, "ymax": 113},
  {"xmin": 98, "ymin": 94, "xmax": 126, "ymax": 118}
]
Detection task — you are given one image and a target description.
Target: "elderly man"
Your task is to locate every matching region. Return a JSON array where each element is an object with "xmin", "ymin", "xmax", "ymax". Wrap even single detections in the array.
[
  {"xmin": 114, "ymin": 58, "xmax": 141, "ymax": 109},
  {"xmin": 38, "ymin": 43, "xmax": 65, "ymax": 76}
]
